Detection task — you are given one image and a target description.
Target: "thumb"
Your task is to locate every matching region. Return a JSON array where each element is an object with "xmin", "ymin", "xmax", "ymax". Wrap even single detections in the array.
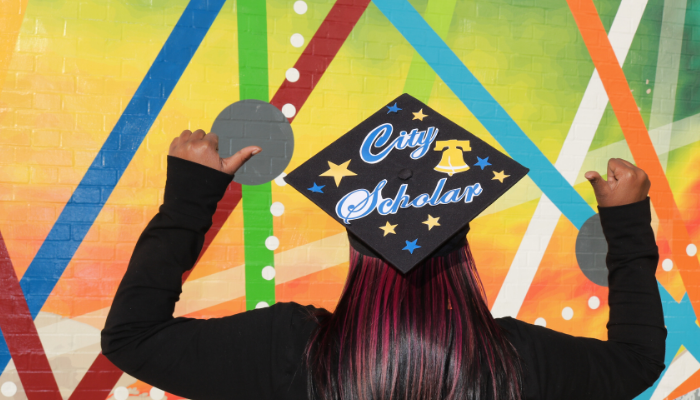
[
  {"xmin": 221, "ymin": 146, "xmax": 262, "ymax": 175},
  {"xmin": 585, "ymin": 170, "xmax": 610, "ymax": 199}
]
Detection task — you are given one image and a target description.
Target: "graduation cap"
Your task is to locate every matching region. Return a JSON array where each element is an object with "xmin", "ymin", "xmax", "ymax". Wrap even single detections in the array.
[{"xmin": 285, "ymin": 93, "xmax": 529, "ymax": 274}]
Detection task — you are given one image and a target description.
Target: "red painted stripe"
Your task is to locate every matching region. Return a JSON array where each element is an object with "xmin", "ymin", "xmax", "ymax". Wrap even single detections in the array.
[
  {"xmin": 68, "ymin": 354, "xmax": 123, "ymax": 400},
  {"xmin": 0, "ymin": 230, "xmax": 62, "ymax": 400},
  {"xmin": 66, "ymin": 183, "xmax": 243, "ymax": 398},
  {"xmin": 270, "ymin": 0, "xmax": 372, "ymax": 122},
  {"xmin": 185, "ymin": 0, "xmax": 372, "ymax": 280},
  {"xmin": 567, "ymin": 0, "xmax": 700, "ymax": 316},
  {"xmin": 182, "ymin": 182, "xmax": 243, "ymax": 282},
  {"xmin": 74, "ymin": 0, "xmax": 373, "ymax": 394}
]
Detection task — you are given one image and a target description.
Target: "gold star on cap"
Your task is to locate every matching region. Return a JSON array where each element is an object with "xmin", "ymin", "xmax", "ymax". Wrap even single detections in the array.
[
  {"xmin": 422, "ymin": 215, "xmax": 441, "ymax": 230},
  {"xmin": 412, "ymin": 108, "xmax": 428, "ymax": 121},
  {"xmin": 379, "ymin": 221, "xmax": 397, "ymax": 236},
  {"xmin": 492, "ymin": 170, "xmax": 510, "ymax": 183},
  {"xmin": 320, "ymin": 160, "xmax": 357, "ymax": 187}
]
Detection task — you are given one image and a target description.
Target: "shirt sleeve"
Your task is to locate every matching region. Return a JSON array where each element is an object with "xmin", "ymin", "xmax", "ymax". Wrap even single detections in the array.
[
  {"xmin": 101, "ymin": 156, "xmax": 320, "ymax": 400},
  {"xmin": 497, "ymin": 198, "xmax": 666, "ymax": 400}
]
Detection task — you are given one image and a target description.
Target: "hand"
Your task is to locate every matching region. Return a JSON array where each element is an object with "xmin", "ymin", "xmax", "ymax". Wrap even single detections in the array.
[
  {"xmin": 584, "ymin": 158, "xmax": 650, "ymax": 208},
  {"xmin": 168, "ymin": 129, "xmax": 261, "ymax": 175}
]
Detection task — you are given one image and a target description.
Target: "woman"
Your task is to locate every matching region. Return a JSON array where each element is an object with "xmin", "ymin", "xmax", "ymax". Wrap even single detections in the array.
[{"xmin": 102, "ymin": 129, "xmax": 665, "ymax": 400}]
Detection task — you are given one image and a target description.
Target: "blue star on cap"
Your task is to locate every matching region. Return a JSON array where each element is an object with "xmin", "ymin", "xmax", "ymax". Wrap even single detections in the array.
[
  {"xmin": 308, "ymin": 183, "xmax": 325, "ymax": 193},
  {"xmin": 402, "ymin": 239, "xmax": 421, "ymax": 254},
  {"xmin": 386, "ymin": 102, "xmax": 402, "ymax": 114},
  {"xmin": 474, "ymin": 156, "xmax": 491, "ymax": 170}
]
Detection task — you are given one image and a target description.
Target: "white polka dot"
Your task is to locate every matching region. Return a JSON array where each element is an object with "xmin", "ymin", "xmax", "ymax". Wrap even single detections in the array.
[
  {"xmin": 114, "ymin": 386, "xmax": 129, "ymax": 400},
  {"xmin": 588, "ymin": 296, "xmax": 600, "ymax": 310},
  {"xmin": 285, "ymin": 67, "xmax": 300, "ymax": 82},
  {"xmin": 262, "ymin": 266, "xmax": 276, "ymax": 280},
  {"xmin": 281, "ymin": 103, "xmax": 296, "ymax": 118},
  {"xmin": 562, "ymin": 307, "xmax": 574, "ymax": 320},
  {"xmin": 265, "ymin": 236, "xmax": 279, "ymax": 251},
  {"xmin": 270, "ymin": 202, "xmax": 285, "ymax": 217},
  {"xmin": 534, "ymin": 318, "xmax": 546, "ymax": 327},
  {"xmin": 1, "ymin": 382, "xmax": 17, "ymax": 397},
  {"xmin": 294, "ymin": 0, "xmax": 308, "ymax": 14},
  {"xmin": 150, "ymin": 387, "xmax": 165, "ymax": 400},
  {"xmin": 688, "ymin": 244, "xmax": 697, "ymax": 257},
  {"xmin": 256, "ymin": 301, "xmax": 270, "ymax": 309},
  {"xmin": 274, "ymin": 172, "xmax": 287, "ymax": 186},
  {"xmin": 290, "ymin": 33, "xmax": 305, "ymax": 48},
  {"xmin": 662, "ymin": 258, "xmax": 674, "ymax": 271}
]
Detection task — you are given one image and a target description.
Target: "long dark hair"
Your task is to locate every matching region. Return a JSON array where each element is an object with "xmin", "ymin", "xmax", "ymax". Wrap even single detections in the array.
[{"xmin": 305, "ymin": 243, "xmax": 522, "ymax": 400}]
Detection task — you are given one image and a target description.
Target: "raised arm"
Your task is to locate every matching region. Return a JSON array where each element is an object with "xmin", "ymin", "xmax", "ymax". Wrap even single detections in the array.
[
  {"xmin": 498, "ymin": 158, "xmax": 666, "ymax": 400},
  {"xmin": 101, "ymin": 131, "xmax": 284, "ymax": 399}
]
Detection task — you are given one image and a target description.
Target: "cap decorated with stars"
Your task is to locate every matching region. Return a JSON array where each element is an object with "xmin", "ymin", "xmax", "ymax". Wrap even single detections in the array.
[{"xmin": 285, "ymin": 93, "xmax": 529, "ymax": 274}]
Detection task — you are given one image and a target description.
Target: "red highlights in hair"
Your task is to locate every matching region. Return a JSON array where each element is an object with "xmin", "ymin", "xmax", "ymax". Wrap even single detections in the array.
[{"xmin": 306, "ymin": 243, "xmax": 522, "ymax": 400}]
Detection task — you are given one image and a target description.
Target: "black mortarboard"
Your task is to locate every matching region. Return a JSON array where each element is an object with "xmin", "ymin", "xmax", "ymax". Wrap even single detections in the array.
[{"xmin": 285, "ymin": 93, "xmax": 529, "ymax": 274}]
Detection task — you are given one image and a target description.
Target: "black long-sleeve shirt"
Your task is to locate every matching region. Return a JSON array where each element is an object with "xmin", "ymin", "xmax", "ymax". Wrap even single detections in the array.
[{"xmin": 102, "ymin": 156, "xmax": 666, "ymax": 400}]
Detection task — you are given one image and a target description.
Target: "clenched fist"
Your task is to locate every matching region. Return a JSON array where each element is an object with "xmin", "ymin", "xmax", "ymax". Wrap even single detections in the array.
[
  {"xmin": 169, "ymin": 129, "xmax": 261, "ymax": 176},
  {"xmin": 584, "ymin": 158, "xmax": 650, "ymax": 208}
]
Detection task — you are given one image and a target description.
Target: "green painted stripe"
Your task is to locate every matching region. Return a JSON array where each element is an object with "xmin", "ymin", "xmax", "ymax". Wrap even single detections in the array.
[
  {"xmin": 402, "ymin": 0, "xmax": 459, "ymax": 102},
  {"xmin": 241, "ymin": 184, "xmax": 275, "ymax": 310},
  {"xmin": 237, "ymin": 0, "xmax": 276, "ymax": 310},
  {"xmin": 238, "ymin": 0, "xmax": 270, "ymax": 102}
]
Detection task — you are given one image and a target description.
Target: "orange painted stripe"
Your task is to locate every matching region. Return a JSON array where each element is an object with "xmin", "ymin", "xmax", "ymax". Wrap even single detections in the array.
[
  {"xmin": 566, "ymin": 0, "xmax": 700, "ymax": 316},
  {"xmin": 664, "ymin": 366, "xmax": 700, "ymax": 400},
  {"xmin": 0, "ymin": 0, "xmax": 28, "ymax": 92}
]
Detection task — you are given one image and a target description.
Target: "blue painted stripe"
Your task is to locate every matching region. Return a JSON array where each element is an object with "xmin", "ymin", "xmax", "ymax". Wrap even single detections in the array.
[
  {"xmin": 635, "ymin": 284, "xmax": 700, "ymax": 400},
  {"xmin": 0, "ymin": 0, "xmax": 226, "ymax": 372},
  {"xmin": 372, "ymin": 0, "xmax": 595, "ymax": 228}
]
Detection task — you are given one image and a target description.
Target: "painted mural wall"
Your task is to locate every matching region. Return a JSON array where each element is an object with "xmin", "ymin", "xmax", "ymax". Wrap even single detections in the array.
[{"xmin": 0, "ymin": 0, "xmax": 699, "ymax": 398}]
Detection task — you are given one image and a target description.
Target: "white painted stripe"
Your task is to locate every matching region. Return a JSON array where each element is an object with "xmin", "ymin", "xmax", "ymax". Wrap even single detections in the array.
[
  {"xmin": 650, "ymin": 350, "xmax": 700, "ymax": 400},
  {"xmin": 174, "ymin": 232, "xmax": 348, "ymax": 316},
  {"xmin": 35, "ymin": 107, "xmax": 700, "ymax": 351},
  {"xmin": 479, "ymin": 109, "xmax": 700, "ymax": 219},
  {"xmin": 649, "ymin": 0, "xmax": 687, "ymax": 171},
  {"xmin": 2, "ymin": 313, "xmax": 107, "ymax": 398},
  {"xmin": 491, "ymin": 0, "xmax": 648, "ymax": 318},
  {"xmin": 24, "ymin": 232, "xmax": 349, "ymax": 362},
  {"xmin": 573, "ymin": 110, "xmax": 700, "ymax": 187},
  {"xmin": 0, "ymin": 233, "xmax": 350, "ymax": 391}
]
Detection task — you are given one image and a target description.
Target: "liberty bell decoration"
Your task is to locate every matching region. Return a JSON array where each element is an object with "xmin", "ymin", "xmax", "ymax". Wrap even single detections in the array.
[{"xmin": 434, "ymin": 140, "xmax": 471, "ymax": 176}]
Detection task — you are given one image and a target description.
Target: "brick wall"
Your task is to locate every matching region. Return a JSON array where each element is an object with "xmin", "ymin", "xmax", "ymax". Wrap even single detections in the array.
[{"xmin": 0, "ymin": 0, "xmax": 699, "ymax": 399}]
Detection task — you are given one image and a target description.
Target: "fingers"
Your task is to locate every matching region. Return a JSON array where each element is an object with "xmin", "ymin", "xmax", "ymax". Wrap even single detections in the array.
[
  {"xmin": 170, "ymin": 129, "xmax": 261, "ymax": 175},
  {"xmin": 174, "ymin": 129, "xmax": 216, "ymax": 151},
  {"xmin": 609, "ymin": 158, "xmax": 640, "ymax": 184},
  {"xmin": 221, "ymin": 146, "xmax": 262, "ymax": 175},
  {"xmin": 179, "ymin": 130, "xmax": 193, "ymax": 141},
  {"xmin": 203, "ymin": 132, "xmax": 219, "ymax": 150},
  {"xmin": 590, "ymin": 158, "xmax": 651, "ymax": 207},
  {"xmin": 607, "ymin": 158, "xmax": 618, "ymax": 183},
  {"xmin": 191, "ymin": 129, "xmax": 206, "ymax": 141},
  {"xmin": 585, "ymin": 170, "xmax": 610, "ymax": 197},
  {"xmin": 177, "ymin": 129, "xmax": 208, "ymax": 144},
  {"xmin": 617, "ymin": 158, "xmax": 636, "ymax": 169},
  {"xmin": 169, "ymin": 137, "xmax": 179, "ymax": 154}
]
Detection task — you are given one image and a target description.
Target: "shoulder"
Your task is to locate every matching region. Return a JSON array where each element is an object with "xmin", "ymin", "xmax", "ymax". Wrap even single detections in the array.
[
  {"xmin": 495, "ymin": 316, "xmax": 539, "ymax": 360},
  {"xmin": 267, "ymin": 302, "xmax": 331, "ymax": 334},
  {"xmin": 261, "ymin": 302, "xmax": 331, "ymax": 399}
]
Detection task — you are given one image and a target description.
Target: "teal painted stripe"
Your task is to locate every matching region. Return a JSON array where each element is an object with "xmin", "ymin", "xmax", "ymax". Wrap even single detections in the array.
[
  {"xmin": 237, "ymin": 0, "xmax": 276, "ymax": 310},
  {"xmin": 374, "ymin": 0, "xmax": 595, "ymax": 228},
  {"xmin": 402, "ymin": 0, "xmax": 459, "ymax": 103}
]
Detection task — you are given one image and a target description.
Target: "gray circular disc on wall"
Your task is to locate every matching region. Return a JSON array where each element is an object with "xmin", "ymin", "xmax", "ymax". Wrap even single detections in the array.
[
  {"xmin": 211, "ymin": 99, "xmax": 294, "ymax": 186},
  {"xmin": 575, "ymin": 213, "xmax": 609, "ymax": 287}
]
